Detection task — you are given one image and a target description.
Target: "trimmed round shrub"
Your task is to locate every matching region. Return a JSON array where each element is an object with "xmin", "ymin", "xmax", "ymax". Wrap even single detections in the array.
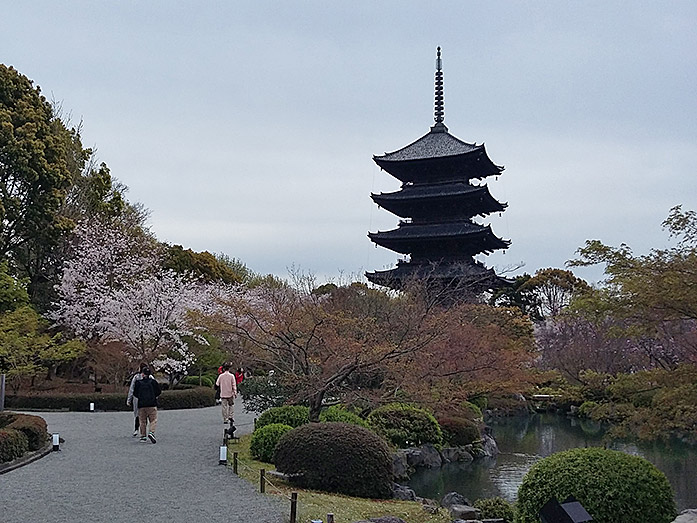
[
  {"xmin": 0, "ymin": 428, "xmax": 29, "ymax": 463},
  {"xmin": 473, "ymin": 497, "xmax": 515, "ymax": 523},
  {"xmin": 256, "ymin": 405, "xmax": 309, "ymax": 429},
  {"xmin": 8, "ymin": 413, "xmax": 48, "ymax": 450},
  {"xmin": 517, "ymin": 447, "xmax": 677, "ymax": 523},
  {"xmin": 250, "ymin": 423, "xmax": 293, "ymax": 463},
  {"xmin": 0, "ymin": 412, "xmax": 48, "ymax": 463},
  {"xmin": 438, "ymin": 416, "xmax": 481, "ymax": 447},
  {"xmin": 368, "ymin": 403, "xmax": 442, "ymax": 448},
  {"xmin": 319, "ymin": 405, "xmax": 369, "ymax": 428},
  {"xmin": 274, "ymin": 422, "xmax": 393, "ymax": 498}
]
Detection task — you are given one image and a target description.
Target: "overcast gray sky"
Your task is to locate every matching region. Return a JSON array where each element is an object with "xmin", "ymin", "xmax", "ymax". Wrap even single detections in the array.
[{"xmin": 3, "ymin": 2, "xmax": 696, "ymax": 284}]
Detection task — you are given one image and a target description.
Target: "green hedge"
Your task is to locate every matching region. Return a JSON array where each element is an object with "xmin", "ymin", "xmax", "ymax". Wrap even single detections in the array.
[
  {"xmin": 181, "ymin": 375, "xmax": 216, "ymax": 388},
  {"xmin": 4, "ymin": 386, "xmax": 215, "ymax": 411},
  {"xmin": 368, "ymin": 402, "xmax": 442, "ymax": 448},
  {"xmin": 438, "ymin": 416, "xmax": 481, "ymax": 447},
  {"xmin": 0, "ymin": 428, "xmax": 29, "ymax": 463},
  {"xmin": 250, "ymin": 423, "xmax": 293, "ymax": 463},
  {"xmin": 473, "ymin": 497, "xmax": 515, "ymax": 523},
  {"xmin": 256, "ymin": 405, "xmax": 310, "ymax": 429},
  {"xmin": 0, "ymin": 412, "xmax": 48, "ymax": 463},
  {"xmin": 319, "ymin": 405, "xmax": 369, "ymax": 428},
  {"xmin": 516, "ymin": 447, "xmax": 676, "ymax": 523},
  {"xmin": 274, "ymin": 422, "xmax": 393, "ymax": 498}
]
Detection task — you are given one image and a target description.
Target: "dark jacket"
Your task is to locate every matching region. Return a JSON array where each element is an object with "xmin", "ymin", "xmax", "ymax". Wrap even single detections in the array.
[{"xmin": 133, "ymin": 376, "xmax": 161, "ymax": 408}]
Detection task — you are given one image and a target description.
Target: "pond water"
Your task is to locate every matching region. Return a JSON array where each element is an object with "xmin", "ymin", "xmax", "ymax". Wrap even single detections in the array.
[{"xmin": 408, "ymin": 413, "xmax": 697, "ymax": 511}]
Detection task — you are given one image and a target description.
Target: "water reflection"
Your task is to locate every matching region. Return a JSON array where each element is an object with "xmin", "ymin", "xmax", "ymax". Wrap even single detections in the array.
[{"xmin": 407, "ymin": 414, "xmax": 696, "ymax": 510}]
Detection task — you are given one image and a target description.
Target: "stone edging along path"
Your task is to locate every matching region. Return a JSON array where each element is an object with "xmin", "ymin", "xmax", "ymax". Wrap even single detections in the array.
[{"xmin": 0, "ymin": 398, "xmax": 285, "ymax": 523}]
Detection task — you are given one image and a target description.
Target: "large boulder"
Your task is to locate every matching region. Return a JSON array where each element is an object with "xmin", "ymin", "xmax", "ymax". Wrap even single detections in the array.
[
  {"xmin": 405, "ymin": 444, "xmax": 442, "ymax": 468},
  {"xmin": 441, "ymin": 446, "xmax": 474, "ymax": 463},
  {"xmin": 481, "ymin": 433, "xmax": 499, "ymax": 457},
  {"xmin": 392, "ymin": 449, "xmax": 411, "ymax": 480},
  {"xmin": 392, "ymin": 483, "xmax": 416, "ymax": 501},
  {"xmin": 674, "ymin": 510, "xmax": 697, "ymax": 523},
  {"xmin": 449, "ymin": 504, "xmax": 481, "ymax": 520},
  {"xmin": 441, "ymin": 491, "xmax": 471, "ymax": 508}
]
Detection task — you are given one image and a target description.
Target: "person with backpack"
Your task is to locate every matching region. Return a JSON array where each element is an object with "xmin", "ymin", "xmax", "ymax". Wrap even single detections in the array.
[
  {"xmin": 126, "ymin": 363, "xmax": 148, "ymax": 437},
  {"xmin": 133, "ymin": 366, "xmax": 161, "ymax": 443}
]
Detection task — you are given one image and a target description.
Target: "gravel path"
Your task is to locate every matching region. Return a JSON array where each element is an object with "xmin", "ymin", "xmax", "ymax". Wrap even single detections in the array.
[{"xmin": 0, "ymin": 397, "xmax": 286, "ymax": 523}]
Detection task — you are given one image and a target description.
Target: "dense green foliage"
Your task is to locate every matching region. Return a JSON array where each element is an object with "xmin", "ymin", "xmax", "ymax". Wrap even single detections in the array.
[
  {"xmin": 0, "ymin": 305, "xmax": 85, "ymax": 390},
  {"xmin": 437, "ymin": 416, "xmax": 481, "ymax": 446},
  {"xmin": 368, "ymin": 403, "xmax": 442, "ymax": 448},
  {"xmin": 319, "ymin": 405, "xmax": 369, "ymax": 428},
  {"xmin": 541, "ymin": 365, "xmax": 697, "ymax": 442},
  {"xmin": 0, "ymin": 412, "xmax": 48, "ymax": 463},
  {"xmin": 181, "ymin": 375, "xmax": 216, "ymax": 388},
  {"xmin": 516, "ymin": 447, "xmax": 676, "ymax": 523},
  {"xmin": 0, "ymin": 65, "xmax": 75, "ymax": 264},
  {"xmin": 473, "ymin": 497, "xmax": 515, "ymax": 523},
  {"xmin": 0, "ymin": 426, "xmax": 29, "ymax": 463},
  {"xmin": 4, "ymin": 386, "xmax": 214, "ymax": 411},
  {"xmin": 274, "ymin": 422, "xmax": 393, "ymax": 498},
  {"xmin": 249, "ymin": 423, "xmax": 293, "ymax": 463},
  {"xmin": 0, "ymin": 262, "xmax": 29, "ymax": 313},
  {"xmin": 164, "ymin": 245, "xmax": 251, "ymax": 283},
  {"xmin": 256, "ymin": 405, "xmax": 309, "ymax": 430}
]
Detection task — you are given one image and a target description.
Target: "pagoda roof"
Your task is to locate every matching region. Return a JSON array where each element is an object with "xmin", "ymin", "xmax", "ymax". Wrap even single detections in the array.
[
  {"xmin": 372, "ymin": 183, "xmax": 506, "ymax": 219},
  {"xmin": 373, "ymin": 132, "xmax": 503, "ymax": 183},
  {"xmin": 368, "ymin": 221, "xmax": 510, "ymax": 255},
  {"xmin": 365, "ymin": 258, "xmax": 511, "ymax": 291},
  {"xmin": 373, "ymin": 182, "xmax": 506, "ymax": 206},
  {"xmin": 375, "ymin": 128, "xmax": 480, "ymax": 162}
]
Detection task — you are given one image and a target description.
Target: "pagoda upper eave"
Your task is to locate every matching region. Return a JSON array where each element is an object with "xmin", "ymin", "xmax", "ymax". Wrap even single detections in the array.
[
  {"xmin": 368, "ymin": 222, "xmax": 510, "ymax": 256},
  {"xmin": 371, "ymin": 183, "xmax": 506, "ymax": 218},
  {"xmin": 374, "ymin": 148, "xmax": 502, "ymax": 184}
]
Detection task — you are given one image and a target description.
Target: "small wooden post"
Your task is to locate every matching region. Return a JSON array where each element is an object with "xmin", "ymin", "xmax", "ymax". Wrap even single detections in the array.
[
  {"xmin": 233, "ymin": 452, "xmax": 238, "ymax": 474},
  {"xmin": 290, "ymin": 492, "xmax": 298, "ymax": 523},
  {"xmin": 260, "ymin": 468, "xmax": 266, "ymax": 493},
  {"xmin": 327, "ymin": 513, "xmax": 334, "ymax": 523}
]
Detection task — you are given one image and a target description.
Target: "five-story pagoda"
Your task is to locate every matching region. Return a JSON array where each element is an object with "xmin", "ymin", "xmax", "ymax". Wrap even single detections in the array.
[{"xmin": 366, "ymin": 48, "xmax": 510, "ymax": 299}]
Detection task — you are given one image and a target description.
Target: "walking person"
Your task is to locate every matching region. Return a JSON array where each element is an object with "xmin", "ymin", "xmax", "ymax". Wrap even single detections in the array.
[
  {"xmin": 214, "ymin": 365, "xmax": 223, "ymax": 405},
  {"xmin": 133, "ymin": 366, "xmax": 161, "ymax": 443},
  {"xmin": 126, "ymin": 363, "xmax": 148, "ymax": 437},
  {"xmin": 215, "ymin": 363, "xmax": 237, "ymax": 424},
  {"xmin": 234, "ymin": 367, "xmax": 244, "ymax": 387}
]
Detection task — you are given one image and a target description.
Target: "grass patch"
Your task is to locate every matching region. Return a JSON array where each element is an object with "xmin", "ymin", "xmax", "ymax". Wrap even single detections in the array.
[{"xmin": 226, "ymin": 434, "xmax": 451, "ymax": 523}]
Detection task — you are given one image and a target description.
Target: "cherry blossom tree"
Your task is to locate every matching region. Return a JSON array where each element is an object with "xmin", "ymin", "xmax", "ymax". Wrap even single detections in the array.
[{"xmin": 50, "ymin": 218, "xmax": 209, "ymax": 384}]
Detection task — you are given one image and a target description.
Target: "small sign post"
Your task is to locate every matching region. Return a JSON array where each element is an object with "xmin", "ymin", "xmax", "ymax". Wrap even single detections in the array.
[{"xmin": 0, "ymin": 374, "xmax": 5, "ymax": 412}]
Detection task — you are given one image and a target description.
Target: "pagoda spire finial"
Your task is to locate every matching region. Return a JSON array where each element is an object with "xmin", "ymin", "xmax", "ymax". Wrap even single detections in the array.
[{"xmin": 431, "ymin": 46, "xmax": 447, "ymax": 132}]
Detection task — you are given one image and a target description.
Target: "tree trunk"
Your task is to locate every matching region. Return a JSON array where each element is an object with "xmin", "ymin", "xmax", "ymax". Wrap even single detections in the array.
[{"xmin": 308, "ymin": 391, "xmax": 325, "ymax": 422}]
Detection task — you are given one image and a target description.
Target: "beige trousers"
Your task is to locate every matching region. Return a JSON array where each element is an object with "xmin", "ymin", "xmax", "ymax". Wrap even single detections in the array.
[
  {"xmin": 221, "ymin": 397, "xmax": 234, "ymax": 421},
  {"xmin": 138, "ymin": 406, "xmax": 158, "ymax": 436}
]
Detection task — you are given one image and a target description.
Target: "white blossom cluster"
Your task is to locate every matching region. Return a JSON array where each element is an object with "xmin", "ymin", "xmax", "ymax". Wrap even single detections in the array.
[{"xmin": 49, "ymin": 219, "xmax": 218, "ymax": 379}]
